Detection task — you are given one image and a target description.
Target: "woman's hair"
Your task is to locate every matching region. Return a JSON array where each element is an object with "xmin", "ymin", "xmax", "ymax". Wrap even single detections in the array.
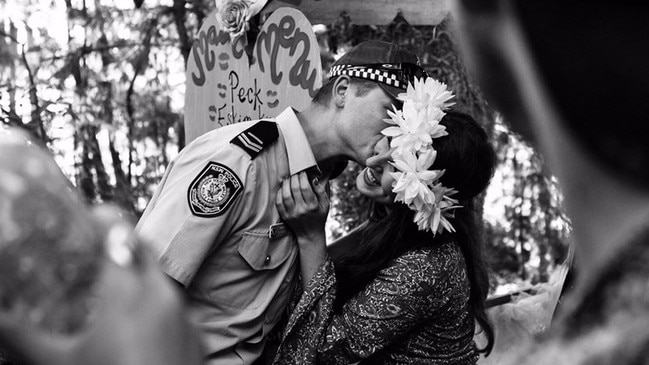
[{"xmin": 330, "ymin": 111, "xmax": 496, "ymax": 355}]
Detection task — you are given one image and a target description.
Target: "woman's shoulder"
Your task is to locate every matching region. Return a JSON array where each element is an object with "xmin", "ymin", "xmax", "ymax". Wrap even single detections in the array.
[
  {"xmin": 385, "ymin": 242, "xmax": 466, "ymax": 285},
  {"xmin": 401, "ymin": 241, "xmax": 464, "ymax": 269}
]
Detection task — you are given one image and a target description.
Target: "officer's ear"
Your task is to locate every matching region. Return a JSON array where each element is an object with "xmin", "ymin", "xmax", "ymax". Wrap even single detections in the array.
[{"xmin": 332, "ymin": 75, "xmax": 351, "ymax": 108}]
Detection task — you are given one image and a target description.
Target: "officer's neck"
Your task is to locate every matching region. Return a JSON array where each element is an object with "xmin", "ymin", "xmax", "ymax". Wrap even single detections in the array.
[{"xmin": 294, "ymin": 106, "xmax": 341, "ymax": 163}]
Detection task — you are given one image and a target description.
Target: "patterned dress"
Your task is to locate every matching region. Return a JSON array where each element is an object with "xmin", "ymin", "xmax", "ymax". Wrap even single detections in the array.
[{"xmin": 272, "ymin": 241, "xmax": 478, "ymax": 365}]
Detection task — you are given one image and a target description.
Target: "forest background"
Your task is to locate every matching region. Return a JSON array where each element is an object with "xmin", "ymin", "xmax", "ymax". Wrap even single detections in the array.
[{"xmin": 0, "ymin": 0, "xmax": 572, "ymax": 296}]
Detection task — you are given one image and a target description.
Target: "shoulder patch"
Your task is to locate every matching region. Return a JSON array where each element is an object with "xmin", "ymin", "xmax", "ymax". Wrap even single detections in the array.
[
  {"xmin": 187, "ymin": 162, "xmax": 243, "ymax": 218},
  {"xmin": 230, "ymin": 120, "xmax": 279, "ymax": 158}
]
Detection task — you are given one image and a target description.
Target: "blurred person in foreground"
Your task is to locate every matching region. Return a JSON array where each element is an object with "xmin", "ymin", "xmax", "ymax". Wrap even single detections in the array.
[
  {"xmin": 0, "ymin": 128, "xmax": 202, "ymax": 365},
  {"xmin": 451, "ymin": 1, "xmax": 649, "ymax": 363},
  {"xmin": 271, "ymin": 77, "xmax": 496, "ymax": 364}
]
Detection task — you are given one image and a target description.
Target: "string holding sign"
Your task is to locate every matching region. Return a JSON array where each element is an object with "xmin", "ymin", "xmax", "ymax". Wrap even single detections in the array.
[{"xmin": 184, "ymin": 6, "xmax": 323, "ymax": 143}]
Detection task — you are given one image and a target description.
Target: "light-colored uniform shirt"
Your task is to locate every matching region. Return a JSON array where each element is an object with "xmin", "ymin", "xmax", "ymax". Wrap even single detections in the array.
[{"xmin": 136, "ymin": 108, "xmax": 318, "ymax": 364}]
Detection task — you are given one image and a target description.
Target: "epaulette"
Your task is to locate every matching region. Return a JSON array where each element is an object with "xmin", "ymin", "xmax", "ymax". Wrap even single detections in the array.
[{"xmin": 230, "ymin": 120, "xmax": 279, "ymax": 159}]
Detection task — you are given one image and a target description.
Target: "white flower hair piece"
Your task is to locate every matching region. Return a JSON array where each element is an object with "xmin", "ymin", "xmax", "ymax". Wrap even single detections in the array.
[
  {"xmin": 382, "ymin": 76, "xmax": 460, "ymax": 234},
  {"xmin": 214, "ymin": 0, "xmax": 268, "ymax": 40}
]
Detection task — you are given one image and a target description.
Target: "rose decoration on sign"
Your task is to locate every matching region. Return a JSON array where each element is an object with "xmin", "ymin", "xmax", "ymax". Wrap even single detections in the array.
[
  {"xmin": 383, "ymin": 77, "xmax": 460, "ymax": 234},
  {"xmin": 214, "ymin": 0, "xmax": 268, "ymax": 40}
]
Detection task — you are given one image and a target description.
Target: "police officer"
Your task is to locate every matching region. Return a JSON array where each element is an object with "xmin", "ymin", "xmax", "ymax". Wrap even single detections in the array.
[{"xmin": 135, "ymin": 40, "xmax": 428, "ymax": 364}]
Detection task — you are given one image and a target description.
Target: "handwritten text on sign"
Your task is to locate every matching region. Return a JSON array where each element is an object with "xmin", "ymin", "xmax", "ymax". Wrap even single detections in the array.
[{"xmin": 184, "ymin": 8, "xmax": 322, "ymax": 143}]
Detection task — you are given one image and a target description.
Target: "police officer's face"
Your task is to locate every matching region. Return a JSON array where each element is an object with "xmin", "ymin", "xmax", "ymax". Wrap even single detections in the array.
[
  {"xmin": 341, "ymin": 84, "xmax": 395, "ymax": 165},
  {"xmin": 355, "ymin": 137, "xmax": 395, "ymax": 204}
]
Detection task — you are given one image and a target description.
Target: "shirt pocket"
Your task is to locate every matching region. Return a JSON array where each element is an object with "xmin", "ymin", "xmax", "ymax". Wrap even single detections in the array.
[
  {"xmin": 238, "ymin": 231, "xmax": 292, "ymax": 270},
  {"xmin": 207, "ymin": 230, "xmax": 294, "ymax": 310}
]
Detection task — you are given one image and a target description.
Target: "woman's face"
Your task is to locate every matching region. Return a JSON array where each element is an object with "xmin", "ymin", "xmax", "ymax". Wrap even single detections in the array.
[{"xmin": 355, "ymin": 137, "xmax": 396, "ymax": 204}]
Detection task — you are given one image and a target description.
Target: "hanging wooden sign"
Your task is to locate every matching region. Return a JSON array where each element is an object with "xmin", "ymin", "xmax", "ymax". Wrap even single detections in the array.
[{"xmin": 184, "ymin": 7, "xmax": 323, "ymax": 143}]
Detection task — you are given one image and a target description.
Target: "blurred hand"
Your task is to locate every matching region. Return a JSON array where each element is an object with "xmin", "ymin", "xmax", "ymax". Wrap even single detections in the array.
[{"xmin": 0, "ymin": 205, "xmax": 203, "ymax": 365}]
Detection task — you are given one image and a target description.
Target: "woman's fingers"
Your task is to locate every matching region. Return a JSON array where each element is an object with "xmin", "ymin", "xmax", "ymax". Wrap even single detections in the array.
[
  {"xmin": 277, "ymin": 177, "xmax": 299, "ymax": 221},
  {"xmin": 276, "ymin": 183, "xmax": 289, "ymax": 219},
  {"xmin": 280, "ymin": 175, "xmax": 294, "ymax": 210},
  {"xmin": 312, "ymin": 176, "xmax": 330, "ymax": 208},
  {"xmin": 300, "ymin": 172, "xmax": 318, "ymax": 206},
  {"xmin": 290, "ymin": 172, "xmax": 308, "ymax": 207},
  {"xmin": 276, "ymin": 171, "xmax": 331, "ymax": 222}
]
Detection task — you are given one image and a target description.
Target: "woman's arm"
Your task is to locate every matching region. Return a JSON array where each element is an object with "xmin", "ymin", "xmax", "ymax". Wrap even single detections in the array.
[{"xmin": 276, "ymin": 172, "xmax": 329, "ymax": 290}]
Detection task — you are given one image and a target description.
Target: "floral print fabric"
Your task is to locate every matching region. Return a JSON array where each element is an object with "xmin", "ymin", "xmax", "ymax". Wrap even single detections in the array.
[{"xmin": 272, "ymin": 241, "xmax": 478, "ymax": 365}]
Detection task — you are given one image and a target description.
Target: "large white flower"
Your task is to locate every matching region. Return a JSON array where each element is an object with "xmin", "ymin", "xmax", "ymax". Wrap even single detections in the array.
[
  {"xmin": 433, "ymin": 184, "xmax": 461, "ymax": 233},
  {"xmin": 389, "ymin": 150, "xmax": 443, "ymax": 210},
  {"xmin": 397, "ymin": 77, "xmax": 455, "ymax": 112},
  {"xmin": 412, "ymin": 186, "xmax": 460, "ymax": 233},
  {"xmin": 383, "ymin": 75, "xmax": 460, "ymax": 234},
  {"xmin": 382, "ymin": 101, "xmax": 448, "ymax": 155},
  {"xmin": 413, "ymin": 204, "xmax": 436, "ymax": 232}
]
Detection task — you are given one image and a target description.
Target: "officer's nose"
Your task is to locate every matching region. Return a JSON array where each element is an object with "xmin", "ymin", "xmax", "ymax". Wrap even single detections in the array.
[{"xmin": 366, "ymin": 137, "xmax": 392, "ymax": 167}]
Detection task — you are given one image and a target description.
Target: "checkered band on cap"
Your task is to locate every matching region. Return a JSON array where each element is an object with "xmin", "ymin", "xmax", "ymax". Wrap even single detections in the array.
[{"xmin": 328, "ymin": 65, "xmax": 405, "ymax": 89}]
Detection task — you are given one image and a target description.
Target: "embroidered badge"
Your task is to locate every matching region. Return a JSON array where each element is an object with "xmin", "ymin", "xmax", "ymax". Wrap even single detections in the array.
[{"xmin": 188, "ymin": 162, "xmax": 242, "ymax": 217}]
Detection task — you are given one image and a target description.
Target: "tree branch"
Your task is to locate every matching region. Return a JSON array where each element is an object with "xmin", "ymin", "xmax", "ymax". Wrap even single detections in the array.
[
  {"xmin": 1, "ymin": 30, "xmax": 48, "ymax": 143},
  {"xmin": 125, "ymin": 18, "xmax": 156, "ymax": 183},
  {"xmin": 171, "ymin": 0, "xmax": 192, "ymax": 64}
]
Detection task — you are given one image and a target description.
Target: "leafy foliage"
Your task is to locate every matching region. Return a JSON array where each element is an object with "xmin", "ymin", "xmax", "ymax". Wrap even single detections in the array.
[
  {"xmin": 485, "ymin": 116, "xmax": 571, "ymax": 290},
  {"xmin": 0, "ymin": 0, "xmax": 199, "ymax": 218}
]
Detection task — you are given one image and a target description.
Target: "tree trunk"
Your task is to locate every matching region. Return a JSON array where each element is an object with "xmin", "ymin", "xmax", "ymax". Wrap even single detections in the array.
[{"xmin": 172, "ymin": 0, "xmax": 192, "ymax": 64}]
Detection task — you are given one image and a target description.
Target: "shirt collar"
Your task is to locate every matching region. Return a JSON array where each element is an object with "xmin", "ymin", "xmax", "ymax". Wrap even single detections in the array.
[{"xmin": 276, "ymin": 108, "xmax": 318, "ymax": 176}]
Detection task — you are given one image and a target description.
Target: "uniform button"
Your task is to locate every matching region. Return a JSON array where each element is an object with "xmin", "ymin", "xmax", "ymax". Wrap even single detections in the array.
[{"xmin": 265, "ymin": 255, "xmax": 271, "ymax": 264}]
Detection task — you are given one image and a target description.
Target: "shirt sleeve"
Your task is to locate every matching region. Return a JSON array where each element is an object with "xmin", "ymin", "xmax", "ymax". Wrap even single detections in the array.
[
  {"xmin": 272, "ymin": 249, "xmax": 456, "ymax": 364},
  {"xmin": 135, "ymin": 135, "xmax": 254, "ymax": 286}
]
